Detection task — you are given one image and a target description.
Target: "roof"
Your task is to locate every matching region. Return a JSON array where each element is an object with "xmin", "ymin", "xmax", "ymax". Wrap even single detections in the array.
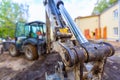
[
  {"xmin": 75, "ymin": 15, "xmax": 100, "ymax": 20},
  {"xmin": 26, "ymin": 21, "xmax": 45, "ymax": 25}
]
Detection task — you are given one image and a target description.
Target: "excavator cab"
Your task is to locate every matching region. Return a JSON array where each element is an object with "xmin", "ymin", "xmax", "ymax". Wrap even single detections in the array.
[
  {"xmin": 8, "ymin": 21, "xmax": 46, "ymax": 60},
  {"xmin": 15, "ymin": 21, "xmax": 46, "ymax": 39}
]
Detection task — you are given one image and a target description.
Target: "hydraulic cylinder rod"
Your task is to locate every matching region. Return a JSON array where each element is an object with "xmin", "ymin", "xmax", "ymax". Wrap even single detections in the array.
[{"xmin": 54, "ymin": 0, "xmax": 88, "ymax": 44}]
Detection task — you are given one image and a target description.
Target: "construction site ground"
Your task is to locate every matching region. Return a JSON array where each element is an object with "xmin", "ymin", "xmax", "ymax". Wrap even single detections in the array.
[{"xmin": 0, "ymin": 41, "xmax": 120, "ymax": 80}]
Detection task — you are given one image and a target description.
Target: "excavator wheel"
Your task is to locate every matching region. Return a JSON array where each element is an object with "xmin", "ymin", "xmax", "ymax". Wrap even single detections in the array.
[
  {"xmin": 24, "ymin": 44, "xmax": 38, "ymax": 60},
  {"xmin": 0, "ymin": 47, "xmax": 3, "ymax": 54},
  {"xmin": 9, "ymin": 44, "xmax": 20, "ymax": 57}
]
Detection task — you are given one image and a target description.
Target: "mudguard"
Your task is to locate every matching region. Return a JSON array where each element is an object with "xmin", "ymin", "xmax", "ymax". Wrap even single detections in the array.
[
  {"xmin": 1, "ymin": 40, "xmax": 15, "ymax": 51},
  {"xmin": 23, "ymin": 38, "xmax": 38, "ymax": 46}
]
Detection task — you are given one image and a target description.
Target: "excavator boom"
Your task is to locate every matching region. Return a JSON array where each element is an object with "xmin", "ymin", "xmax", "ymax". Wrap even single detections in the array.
[{"xmin": 44, "ymin": 0, "xmax": 115, "ymax": 80}]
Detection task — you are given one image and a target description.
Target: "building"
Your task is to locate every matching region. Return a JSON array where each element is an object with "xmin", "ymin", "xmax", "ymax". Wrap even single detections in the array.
[
  {"xmin": 75, "ymin": 1, "xmax": 120, "ymax": 41},
  {"xmin": 75, "ymin": 15, "xmax": 100, "ymax": 39}
]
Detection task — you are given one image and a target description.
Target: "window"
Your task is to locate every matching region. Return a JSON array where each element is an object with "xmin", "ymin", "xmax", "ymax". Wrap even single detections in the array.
[
  {"xmin": 16, "ymin": 22, "xmax": 25, "ymax": 37},
  {"xmin": 113, "ymin": 9, "xmax": 118, "ymax": 19},
  {"xmin": 113, "ymin": 27, "xmax": 118, "ymax": 35},
  {"xmin": 25, "ymin": 25, "xmax": 30, "ymax": 37}
]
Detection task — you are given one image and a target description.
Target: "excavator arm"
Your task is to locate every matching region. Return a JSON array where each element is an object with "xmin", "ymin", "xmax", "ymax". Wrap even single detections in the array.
[{"xmin": 43, "ymin": 0, "xmax": 115, "ymax": 80}]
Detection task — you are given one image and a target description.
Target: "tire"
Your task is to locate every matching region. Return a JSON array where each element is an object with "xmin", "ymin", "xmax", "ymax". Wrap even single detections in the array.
[
  {"xmin": 0, "ymin": 47, "xmax": 3, "ymax": 54},
  {"xmin": 9, "ymin": 44, "xmax": 19, "ymax": 57},
  {"xmin": 24, "ymin": 44, "xmax": 38, "ymax": 60}
]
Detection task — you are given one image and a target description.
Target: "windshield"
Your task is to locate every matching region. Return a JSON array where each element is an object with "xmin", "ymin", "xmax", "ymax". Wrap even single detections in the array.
[{"xmin": 16, "ymin": 22, "xmax": 46, "ymax": 38}]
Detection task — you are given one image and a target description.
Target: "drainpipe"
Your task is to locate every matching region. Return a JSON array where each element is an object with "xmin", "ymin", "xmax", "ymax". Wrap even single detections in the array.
[
  {"xmin": 98, "ymin": 15, "xmax": 101, "ymax": 39},
  {"xmin": 118, "ymin": 0, "xmax": 120, "ymax": 41}
]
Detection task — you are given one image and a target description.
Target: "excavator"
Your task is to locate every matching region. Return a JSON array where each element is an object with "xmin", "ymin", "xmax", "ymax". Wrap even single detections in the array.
[
  {"xmin": 0, "ymin": 0, "xmax": 114, "ymax": 79},
  {"xmin": 42, "ymin": 0, "xmax": 115, "ymax": 80}
]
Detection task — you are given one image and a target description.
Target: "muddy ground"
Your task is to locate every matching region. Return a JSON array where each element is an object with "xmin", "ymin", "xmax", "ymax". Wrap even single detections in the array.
[{"xmin": 0, "ymin": 41, "xmax": 120, "ymax": 80}]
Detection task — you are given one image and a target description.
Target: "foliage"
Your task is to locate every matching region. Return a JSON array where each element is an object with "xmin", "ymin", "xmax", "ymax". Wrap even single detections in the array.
[
  {"xmin": 109, "ymin": 0, "xmax": 118, "ymax": 5},
  {"xmin": 92, "ymin": 0, "xmax": 118, "ymax": 15},
  {"xmin": 0, "ymin": 0, "xmax": 29, "ymax": 38}
]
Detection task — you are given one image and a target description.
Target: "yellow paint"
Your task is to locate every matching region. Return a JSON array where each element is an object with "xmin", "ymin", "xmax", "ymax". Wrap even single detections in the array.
[{"xmin": 59, "ymin": 28, "xmax": 69, "ymax": 34}]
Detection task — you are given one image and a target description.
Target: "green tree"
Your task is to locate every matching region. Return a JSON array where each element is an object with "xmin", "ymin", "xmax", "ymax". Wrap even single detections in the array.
[
  {"xmin": 0, "ymin": 0, "xmax": 29, "ymax": 38},
  {"xmin": 109, "ymin": 0, "xmax": 118, "ymax": 5},
  {"xmin": 92, "ymin": 0, "xmax": 118, "ymax": 15}
]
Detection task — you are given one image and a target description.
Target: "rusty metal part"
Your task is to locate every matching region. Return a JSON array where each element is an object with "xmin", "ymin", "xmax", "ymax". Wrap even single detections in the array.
[
  {"xmin": 98, "ymin": 42, "xmax": 115, "ymax": 56},
  {"xmin": 58, "ymin": 42, "xmax": 77, "ymax": 67},
  {"xmin": 45, "ymin": 39, "xmax": 115, "ymax": 80},
  {"xmin": 59, "ymin": 41, "xmax": 115, "ymax": 66},
  {"xmin": 57, "ymin": 40, "xmax": 87, "ymax": 67},
  {"xmin": 54, "ymin": 41, "xmax": 115, "ymax": 80},
  {"xmin": 81, "ymin": 42, "xmax": 115, "ymax": 62}
]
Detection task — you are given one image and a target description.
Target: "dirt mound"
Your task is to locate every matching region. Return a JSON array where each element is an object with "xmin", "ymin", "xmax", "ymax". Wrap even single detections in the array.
[{"xmin": 10, "ymin": 53, "xmax": 62, "ymax": 80}]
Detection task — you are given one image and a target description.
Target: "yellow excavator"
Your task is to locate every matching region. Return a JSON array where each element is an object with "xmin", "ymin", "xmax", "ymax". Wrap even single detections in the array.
[{"xmin": 43, "ymin": 0, "xmax": 115, "ymax": 80}]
